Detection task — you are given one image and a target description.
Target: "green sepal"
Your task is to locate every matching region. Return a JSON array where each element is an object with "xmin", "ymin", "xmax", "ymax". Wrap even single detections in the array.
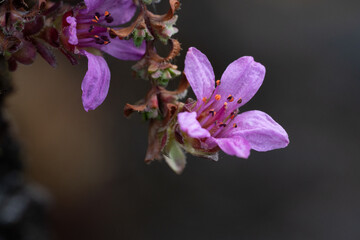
[{"xmin": 163, "ymin": 138, "xmax": 186, "ymax": 174}]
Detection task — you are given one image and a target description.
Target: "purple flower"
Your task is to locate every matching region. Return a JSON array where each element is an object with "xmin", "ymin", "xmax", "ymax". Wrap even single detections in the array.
[
  {"xmin": 62, "ymin": 0, "xmax": 146, "ymax": 111},
  {"xmin": 178, "ymin": 47, "xmax": 289, "ymax": 159}
]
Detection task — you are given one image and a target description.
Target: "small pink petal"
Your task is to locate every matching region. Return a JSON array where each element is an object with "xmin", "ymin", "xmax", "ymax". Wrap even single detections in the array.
[
  {"xmin": 178, "ymin": 112, "xmax": 211, "ymax": 139},
  {"xmin": 66, "ymin": 16, "xmax": 78, "ymax": 45}
]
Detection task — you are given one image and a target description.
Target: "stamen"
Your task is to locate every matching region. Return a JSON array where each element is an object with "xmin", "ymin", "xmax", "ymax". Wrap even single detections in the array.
[
  {"xmin": 105, "ymin": 16, "xmax": 114, "ymax": 23},
  {"xmin": 94, "ymin": 35, "xmax": 104, "ymax": 45},
  {"xmin": 93, "ymin": 12, "xmax": 100, "ymax": 23},
  {"xmin": 104, "ymin": 11, "xmax": 114, "ymax": 23},
  {"xmin": 202, "ymin": 97, "xmax": 207, "ymax": 103},
  {"xmin": 216, "ymin": 80, "xmax": 221, "ymax": 86},
  {"xmin": 223, "ymin": 102, "xmax": 228, "ymax": 109},
  {"xmin": 100, "ymin": 36, "xmax": 110, "ymax": 41},
  {"xmin": 237, "ymin": 98, "xmax": 242, "ymax": 104},
  {"xmin": 215, "ymin": 94, "xmax": 221, "ymax": 101},
  {"xmin": 219, "ymin": 122, "xmax": 227, "ymax": 127},
  {"xmin": 230, "ymin": 111, "xmax": 236, "ymax": 120},
  {"xmin": 227, "ymin": 94, "xmax": 234, "ymax": 102},
  {"xmin": 88, "ymin": 25, "xmax": 94, "ymax": 32},
  {"xmin": 209, "ymin": 109, "xmax": 216, "ymax": 117},
  {"xmin": 233, "ymin": 123, "xmax": 238, "ymax": 128}
]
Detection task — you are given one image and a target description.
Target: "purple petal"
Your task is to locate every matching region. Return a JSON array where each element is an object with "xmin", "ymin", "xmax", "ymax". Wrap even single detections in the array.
[
  {"xmin": 178, "ymin": 112, "xmax": 211, "ymax": 139},
  {"xmin": 81, "ymin": 51, "xmax": 111, "ymax": 112},
  {"xmin": 82, "ymin": 0, "xmax": 136, "ymax": 26},
  {"xmin": 218, "ymin": 56, "xmax": 265, "ymax": 111},
  {"xmin": 230, "ymin": 110, "xmax": 289, "ymax": 152},
  {"xmin": 213, "ymin": 137, "xmax": 251, "ymax": 159},
  {"xmin": 66, "ymin": 16, "xmax": 78, "ymax": 45},
  {"xmin": 184, "ymin": 47, "xmax": 215, "ymax": 100},
  {"xmin": 99, "ymin": 38, "xmax": 145, "ymax": 61}
]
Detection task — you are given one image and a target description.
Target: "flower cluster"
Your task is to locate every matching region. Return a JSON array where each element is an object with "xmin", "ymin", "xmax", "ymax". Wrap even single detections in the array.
[{"xmin": 0, "ymin": 0, "xmax": 289, "ymax": 174}]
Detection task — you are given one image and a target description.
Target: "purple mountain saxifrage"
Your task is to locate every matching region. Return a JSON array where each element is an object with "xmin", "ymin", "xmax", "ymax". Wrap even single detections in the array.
[{"xmin": 161, "ymin": 47, "xmax": 289, "ymax": 173}]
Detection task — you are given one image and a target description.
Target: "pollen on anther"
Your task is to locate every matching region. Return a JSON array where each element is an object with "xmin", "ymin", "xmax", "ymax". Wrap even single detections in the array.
[
  {"xmin": 209, "ymin": 109, "xmax": 216, "ymax": 117},
  {"xmin": 216, "ymin": 80, "xmax": 221, "ymax": 86},
  {"xmin": 215, "ymin": 94, "xmax": 221, "ymax": 101},
  {"xmin": 104, "ymin": 11, "xmax": 114, "ymax": 23},
  {"xmin": 233, "ymin": 123, "xmax": 238, "ymax": 128},
  {"xmin": 219, "ymin": 122, "xmax": 227, "ymax": 127},
  {"xmin": 202, "ymin": 97, "xmax": 207, "ymax": 103},
  {"xmin": 227, "ymin": 94, "xmax": 234, "ymax": 102},
  {"xmin": 230, "ymin": 111, "xmax": 236, "ymax": 119},
  {"xmin": 223, "ymin": 102, "xmax": 228, "ymax": 109},
  {"xmin": 237, "ymin": 98, "xmax": 242, "ymax": 104}
]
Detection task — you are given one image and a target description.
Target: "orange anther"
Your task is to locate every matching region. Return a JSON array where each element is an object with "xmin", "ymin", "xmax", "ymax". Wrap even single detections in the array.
[
  {"xmin": 237, "ymin": 98, "xmax": 242, "ymax": 104},
  {"xmin": 215, "ymin": 94, "xmax": 221, "ymax": 101},
  {"xmin": 202, "ymin": 97, "xmax": 207, "ymax": 103},
  {"xmin": 219, "ymin": 122, "xmax": 227, "ymax": 127},
  {"xmin": 216, "ymin": 80, "xmax": 221, "ymax": 86},
  {"xmin": 233, "ymin": 123, "xmax": 238, "ymax": 128},
  {"xmin": 227, "ymin": 94, "xmax": 234, "ymax": 102}
]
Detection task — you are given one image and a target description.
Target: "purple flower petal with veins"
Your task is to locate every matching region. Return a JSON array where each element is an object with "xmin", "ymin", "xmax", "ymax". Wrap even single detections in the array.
[
  {"xmin": 178, "ymin": 47, "xmax": 289, "ymax": 158},
  {"xmin": 81, "ymin": 50, "xmax": 110, "ymax": 112}
]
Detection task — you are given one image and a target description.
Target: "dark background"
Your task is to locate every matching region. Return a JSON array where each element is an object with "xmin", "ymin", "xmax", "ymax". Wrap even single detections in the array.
[{"xmin": 8, "ymin": 0, "xmax": 360, "ymax": 239}]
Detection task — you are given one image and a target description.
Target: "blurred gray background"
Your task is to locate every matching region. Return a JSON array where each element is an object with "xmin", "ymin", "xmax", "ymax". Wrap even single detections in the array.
[{"xmin": 8, "ymin": 0, "xmax": 360, "ymax": 239}]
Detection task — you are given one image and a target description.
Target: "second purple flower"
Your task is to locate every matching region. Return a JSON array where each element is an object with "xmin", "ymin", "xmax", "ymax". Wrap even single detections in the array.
[{"xmin": 62, "ymin": 0, "xmax": 146, "ymax": 111}]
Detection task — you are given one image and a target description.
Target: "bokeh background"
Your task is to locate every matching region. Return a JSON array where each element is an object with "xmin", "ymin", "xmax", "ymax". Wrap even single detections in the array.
[{"xmin": 7, "ymin": 0, "xmax": 360, "ymax": 239}]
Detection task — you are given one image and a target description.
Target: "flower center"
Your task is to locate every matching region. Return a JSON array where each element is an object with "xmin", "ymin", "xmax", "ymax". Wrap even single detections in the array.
[
  {"xmin": 87, "ymin": 11, "xmax": 114, "ymax": 46},
  {"xmin": 194, "ymin": 82, "xmax": 244, "ymax": 136}
]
